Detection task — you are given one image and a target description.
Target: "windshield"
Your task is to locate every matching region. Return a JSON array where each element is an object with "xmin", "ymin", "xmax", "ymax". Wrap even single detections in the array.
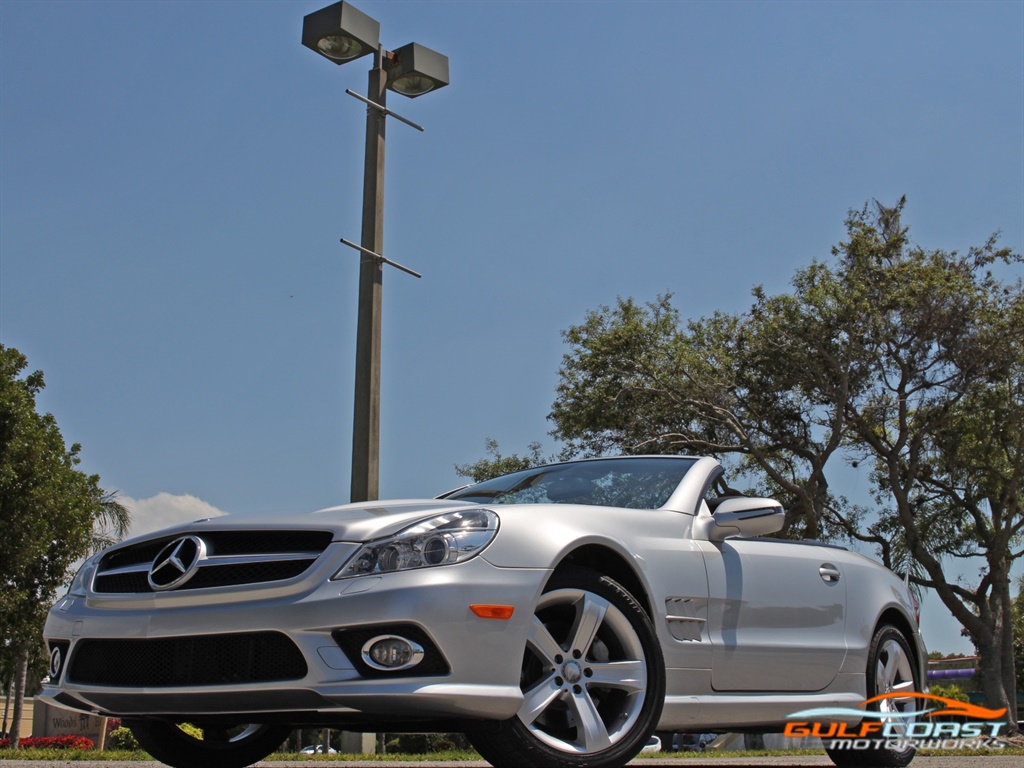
[{"xmin": 444, "ymin": 456, "xmax": 697, "ymax": 510}]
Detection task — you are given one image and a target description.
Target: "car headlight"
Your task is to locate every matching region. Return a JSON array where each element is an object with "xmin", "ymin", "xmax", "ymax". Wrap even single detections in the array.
[
  {"xmin": 332, "ymin": 509, "xmax": 499, "ymax": 579},
  {"xmin": 67, "ymin": 553, "xmax": 102, "ymax": 597}
]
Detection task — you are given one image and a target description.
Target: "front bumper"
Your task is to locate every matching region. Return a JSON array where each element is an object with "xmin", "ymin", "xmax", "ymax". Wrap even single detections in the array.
[{"xmin": 42, "ymin": 551, "xmax": 547, "ymax": 723}]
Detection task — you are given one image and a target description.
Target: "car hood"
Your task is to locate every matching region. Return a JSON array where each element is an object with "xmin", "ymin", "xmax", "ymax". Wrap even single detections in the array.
[
  {"xmin": 115, "ymin": 499, "xmax": 481, "ymax": 549},
  {"xmin": 309, "ymin": 498, "xmax": 480, "ymax": 540}
]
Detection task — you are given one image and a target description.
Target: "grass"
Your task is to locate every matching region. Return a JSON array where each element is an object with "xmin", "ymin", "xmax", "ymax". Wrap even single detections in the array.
[
  {"xmin": 265, "ymin": 750, "xmax": 483, "ymax": 762},
  {"xmin": 0, "ymin": 748, "xmax": 149, "ymax": 761}
]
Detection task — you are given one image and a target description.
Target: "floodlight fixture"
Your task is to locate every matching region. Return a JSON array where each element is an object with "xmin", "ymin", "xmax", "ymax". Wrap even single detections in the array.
[
  {"xmin": 302, "ymin": 1, "xmax": 380, "ymax": 64},
  {"xmin": 386, "ymin": 43, "xmax": 450, "ymax": 97}
]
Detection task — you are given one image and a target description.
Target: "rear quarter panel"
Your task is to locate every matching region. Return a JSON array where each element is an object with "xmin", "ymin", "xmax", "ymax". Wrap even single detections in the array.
[{"xmin": 828, "ymin": 548, "xmax": 925, "ymax": 683}]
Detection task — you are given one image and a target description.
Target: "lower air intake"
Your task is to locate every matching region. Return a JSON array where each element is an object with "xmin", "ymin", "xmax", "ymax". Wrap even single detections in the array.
[{"xmin": 68, "ymin": 632, "xmax": 307, "ymax": 687}]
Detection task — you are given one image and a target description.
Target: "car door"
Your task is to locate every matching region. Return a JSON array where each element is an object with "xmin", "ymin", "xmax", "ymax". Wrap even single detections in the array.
[{"xmin": 697, "ymin": 538, "xmax": 847, "ymax": 692}]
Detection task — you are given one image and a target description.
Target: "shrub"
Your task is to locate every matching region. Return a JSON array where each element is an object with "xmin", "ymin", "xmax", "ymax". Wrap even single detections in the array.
[
  {"xmin": 0, "ymin": 735, "xmax": 94, "ymax": 749},
  {"xmin": 107, "ymin": 726, "xmax": 140, "ymax": 750},
  {"xmin": 108, "ymin": 722, "xmax": 206, "ymax": 750},
  {"xmin": 177, "ymin": 723, "xmax": 204, "ymax": 740},
  {"xmin": 929, "ymin": 682, "xmax": 971, "ymax": 703},
  {"xmin": 384, "ymin": 733, "xmax": 470, "ymax": 754}
]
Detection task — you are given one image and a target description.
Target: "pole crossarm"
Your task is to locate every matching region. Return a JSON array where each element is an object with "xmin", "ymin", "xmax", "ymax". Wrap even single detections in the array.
[
  {"xmin": 340, "ymin": 238, "xmax": 423, "ymax": 279},
  {"xmin": 345, "ymin": 89, "xmax": 425, "ymax": 132}
]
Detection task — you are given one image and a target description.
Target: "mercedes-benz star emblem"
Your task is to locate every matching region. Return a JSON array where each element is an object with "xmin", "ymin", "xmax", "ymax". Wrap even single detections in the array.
[{"xmin": 148, "ymin": 535, "xmax": 206, "ymax": 591}]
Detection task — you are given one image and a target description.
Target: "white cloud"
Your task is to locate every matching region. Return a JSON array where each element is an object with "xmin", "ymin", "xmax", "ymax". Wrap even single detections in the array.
[{"xmin": 120, "ymin": 492, "xmax": 229, "ymax": 540}]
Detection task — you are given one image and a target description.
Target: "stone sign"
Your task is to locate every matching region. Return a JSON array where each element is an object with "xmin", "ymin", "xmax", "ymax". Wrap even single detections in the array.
[{"xmin": 31, "ymin": 700, "xmax": 107, "ymax": 747}]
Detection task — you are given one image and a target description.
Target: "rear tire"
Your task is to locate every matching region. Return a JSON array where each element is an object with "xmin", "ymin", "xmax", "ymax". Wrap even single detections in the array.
[
  {"xmin": 127, "ymin": 720, "xmax": 290, "ymax": 768},
  {"xmin": 825, "ymin": 624, "xmax": 920, "ymax": 768},
  {"xmin": 467, "ymin": 567, "xmax": 665, "ymax": 768}
]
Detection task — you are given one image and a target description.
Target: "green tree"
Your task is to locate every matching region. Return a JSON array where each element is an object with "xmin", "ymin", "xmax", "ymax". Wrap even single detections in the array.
[
  {"xmin": 810, "ymin": 202, "xmax": 1022, "ymax": 727},
  {"xmin": 548, "ymin": 199, "xmax": 1022, "ymax": 730},
  {"xmin": 454, "ymin": 438, "xmax": 546, "ymax": 483},
  {"xmin": 549, "ymin": 293, "xmax": 851, "ymax": 539},
  {"xmin": 0, "ymin": 345, "xmax": 130, "ymax": 746}
]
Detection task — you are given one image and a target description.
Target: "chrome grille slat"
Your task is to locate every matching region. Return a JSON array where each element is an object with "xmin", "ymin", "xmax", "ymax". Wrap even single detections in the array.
[{"xmin": 93, "ymin": 530, "xmax": 334, "ymax": 594}]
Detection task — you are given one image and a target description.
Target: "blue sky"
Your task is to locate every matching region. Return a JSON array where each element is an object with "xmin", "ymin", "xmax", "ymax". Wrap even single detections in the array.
[{"xmin": 2, "ymin": 0, "xmax": 1022, "ymax": 653}]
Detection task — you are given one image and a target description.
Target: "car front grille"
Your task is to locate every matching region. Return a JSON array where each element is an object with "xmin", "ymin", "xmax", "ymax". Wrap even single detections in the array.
[
  {"xmin": 67, "ymin": 632, "xmax": 308, "ymax": 687},
  {"xmin": 93, "ymin": 530, "xmax": 334, "ymax": 594}
]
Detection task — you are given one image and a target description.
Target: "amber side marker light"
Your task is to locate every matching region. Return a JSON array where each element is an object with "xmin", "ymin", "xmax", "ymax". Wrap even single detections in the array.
[{"xmin": 470, "ymin": 604, "xmax": 515, "ymax": 620}]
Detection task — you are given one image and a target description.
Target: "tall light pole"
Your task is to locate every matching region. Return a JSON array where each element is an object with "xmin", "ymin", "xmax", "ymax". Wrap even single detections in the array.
[{"xmin": 302, "ymin": 1, "xmax": 449, "ymax": 504}]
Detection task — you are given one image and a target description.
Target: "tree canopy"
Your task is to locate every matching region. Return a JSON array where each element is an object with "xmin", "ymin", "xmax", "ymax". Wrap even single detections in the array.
[{"xmin": 454, "ymin": 438, "xmax": 547, "ymax": 484}]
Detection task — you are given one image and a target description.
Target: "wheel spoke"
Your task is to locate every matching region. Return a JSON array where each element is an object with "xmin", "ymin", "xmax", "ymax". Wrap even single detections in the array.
[
  {"xmin": 887, "ymin": 720, "xmax": 908, "ymax": 736},
  {"xmin": 518, "ymin": 675, "xmax": 563, "ymax": 726},
  {"xmin": 586, "ymin": 660, "xmax": 646, "ymax": 693},
  {"xmin": 568, "ymin": 593, "xmax": 608, "ymax": 657},
  {"xmin": 876, "ymin": 648, "xmax": 892, "ymax": 692},
  {"xmin": 881, "ymin": 641, "xmax": 902, "ymax": 687},
  {"xmin": 527, "ymin": 614, "xmax": 565, "ymax": 666},
  {"xmin": 567, "ymin": 687, "xmax": 612, "ymax": 752},
  {"xmin": 876, "ymin": 670, "xmax": 890, "ymax": 697},
  {"xmin": 890, "ymin": 679, "xmax": 917, "ymax": 711}
]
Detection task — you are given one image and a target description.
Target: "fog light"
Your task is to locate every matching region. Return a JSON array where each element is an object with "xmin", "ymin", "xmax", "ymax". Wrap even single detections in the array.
[
  {"xmin": 361, "ymin": 635, "xmax": 424, "ymax": 671},
  {"xmin": 47, "ymin": 641, "xmax": 69, "ymax": 681},
  {"xmin": 49, "ymin": 646, "xmax": 63, "ymax": 678}
]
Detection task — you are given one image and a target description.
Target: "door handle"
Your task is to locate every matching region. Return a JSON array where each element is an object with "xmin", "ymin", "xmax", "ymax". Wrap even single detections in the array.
[{"xmin": 819, "ymin": 564, "xmax": 841, "ymax": 583}]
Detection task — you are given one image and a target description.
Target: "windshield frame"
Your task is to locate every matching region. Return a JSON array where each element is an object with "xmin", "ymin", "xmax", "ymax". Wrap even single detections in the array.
[{"xmin": 440, "ymin": 456, "xmax": 700, "ymax": 511}]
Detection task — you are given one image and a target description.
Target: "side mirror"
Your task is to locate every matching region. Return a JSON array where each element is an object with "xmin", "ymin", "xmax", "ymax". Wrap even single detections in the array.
[{"xmin": 693, "ymin": 497, "xmax": 785, "ymax": 541}]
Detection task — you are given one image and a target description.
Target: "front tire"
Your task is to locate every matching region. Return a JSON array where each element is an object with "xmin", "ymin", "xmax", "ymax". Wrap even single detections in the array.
[
  {"xmin": 126, "ymin": 720, "xmax": 291, "ymax": 768},
  {"xmin": 467, "ymin": 567, "xmax": 665, "ymax": 768},
  {"xmin": 825, "ymin": 624, "xmax": 920, "ymax": 768}
]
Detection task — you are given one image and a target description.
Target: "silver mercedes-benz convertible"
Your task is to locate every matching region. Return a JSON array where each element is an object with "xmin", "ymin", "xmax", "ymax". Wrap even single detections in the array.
[{"xmin": 41, "ymin": 456, "xmax": 925, "ymax": 768}]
